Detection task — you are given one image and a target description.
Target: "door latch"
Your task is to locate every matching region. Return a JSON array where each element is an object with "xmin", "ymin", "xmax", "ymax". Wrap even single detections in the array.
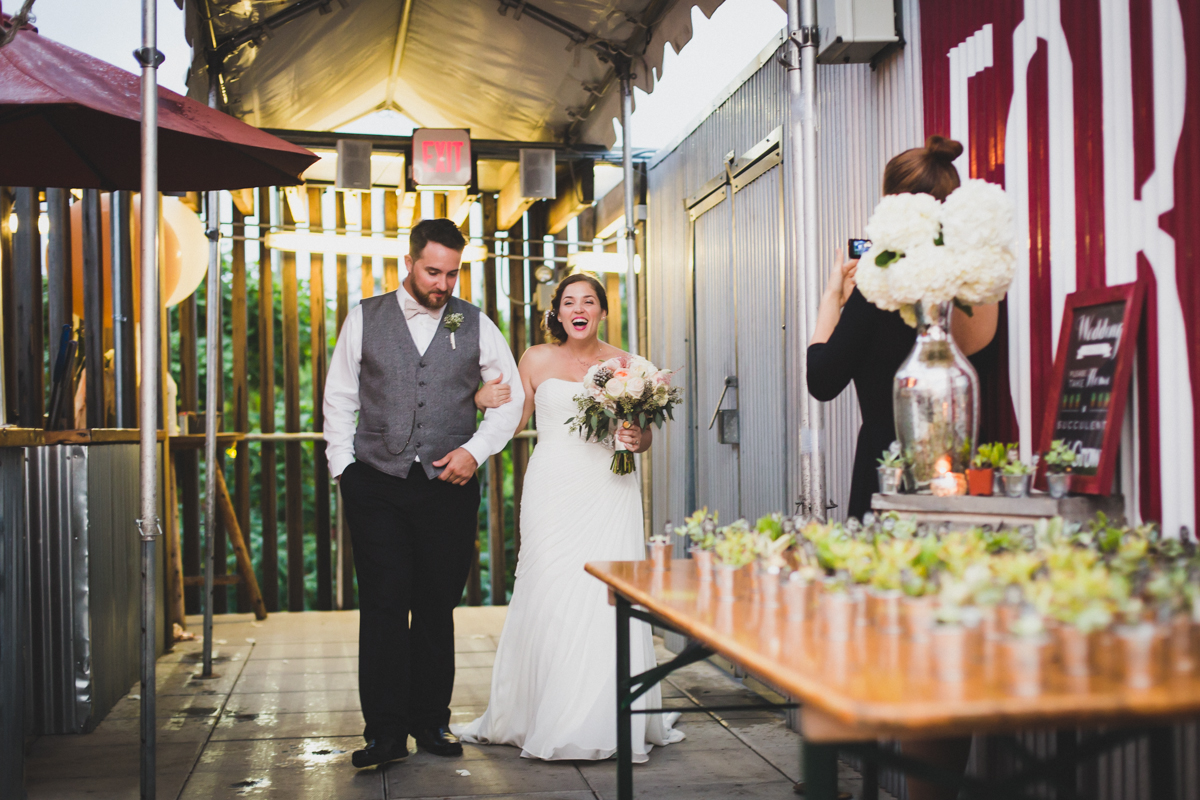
[{"xmin": 708, "ymin": 376, "xmax": 739, "ymax": 445}]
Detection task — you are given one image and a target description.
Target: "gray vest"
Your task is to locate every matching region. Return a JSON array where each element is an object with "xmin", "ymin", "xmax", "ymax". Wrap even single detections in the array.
[{"xmin": 353, "ymin": 292, "xmax": 482, "ymax": 479}]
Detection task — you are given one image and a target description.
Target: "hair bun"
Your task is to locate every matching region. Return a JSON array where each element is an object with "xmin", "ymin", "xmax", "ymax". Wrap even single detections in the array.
[{"xmin": 925, "ymin": 135, "xmax": 964, "ymax": 163}]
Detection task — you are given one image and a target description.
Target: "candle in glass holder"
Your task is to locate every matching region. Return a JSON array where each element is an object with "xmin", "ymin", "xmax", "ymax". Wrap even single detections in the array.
[
  {"xmin": 931, "ymin": 473, "xmax": 958, "ymax": 496},
  {"xmin": 930, "ymin": 457, "xmax": 965, "ymax": 496}
]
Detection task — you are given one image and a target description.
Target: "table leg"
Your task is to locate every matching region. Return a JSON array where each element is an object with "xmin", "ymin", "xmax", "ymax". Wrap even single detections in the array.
[
  {"xmin": 860, "ymin": 742, "xmax": 878, "ymax": 800},
  {"xmin": 1148, "ymin": 725, "xmax": 1176, "ymax": 800},
  {"xmin": 616, "ymin": 594, "xmax": 633, "ymax": 800},
  {"xmin": 802, "ymin": 740, "xmax": 839, "ymax": 800},
  {"xmin": 1055, "ymin": 730, "xmax": 1077, "ymax": 800}
]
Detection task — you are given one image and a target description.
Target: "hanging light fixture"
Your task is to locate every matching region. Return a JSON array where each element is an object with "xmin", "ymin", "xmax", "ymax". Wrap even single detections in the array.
[
  {"xmin": 265, "ymin": 230, "xmax": 487, "ymax": 263},
  {"xmin": 566, "ymin": 251, "xmax": 640, "ymax": 275}
]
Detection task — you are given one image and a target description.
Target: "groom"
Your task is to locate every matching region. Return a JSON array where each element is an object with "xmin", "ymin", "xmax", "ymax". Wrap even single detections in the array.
[{"xmin": 324, "ymin": 218, "xmax": 523, "ymax": 768}]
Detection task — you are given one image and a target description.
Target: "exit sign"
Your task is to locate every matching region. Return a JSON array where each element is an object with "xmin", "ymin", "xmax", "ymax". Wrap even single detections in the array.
[{"xmin": 411, "ymin": 128, "xmax": 472, "ymax": 188}]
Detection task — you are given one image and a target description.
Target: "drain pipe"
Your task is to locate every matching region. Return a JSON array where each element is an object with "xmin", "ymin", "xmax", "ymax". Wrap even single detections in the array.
[
  {"xmin": 620, "ymin": 71, "xmax": 639, "ymax": 357},
  {"xmin": 788, "ymin": 0, "xmax": 825, "ymax": 520},
  {"xmin": 135, "ymin": 0, "xmax": 162, "ymax": 796}
]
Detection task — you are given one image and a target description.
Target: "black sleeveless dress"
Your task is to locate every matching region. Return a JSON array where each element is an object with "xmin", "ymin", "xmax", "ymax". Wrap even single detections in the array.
[{"xmin": 806, "ymin": 289, "xmax": 916, "ymax": 520}]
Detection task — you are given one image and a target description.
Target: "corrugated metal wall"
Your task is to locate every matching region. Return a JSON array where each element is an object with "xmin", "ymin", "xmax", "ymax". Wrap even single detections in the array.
[
  {"xmin": 83, "ymin": 443, "xmax": 148, "ymax": 726},
  {"xmin": 733, "ymin": 164, "xmax": 787, "ymax": 518},
  {"xmin": 25, "ymin": 443, "xmax": 144, "ymax": 734},
  {"xmin": 25, "ymin": 445, "xmax": 91, "ymax": 733},
  {"xmin": 0, "ymin": 447, "xmax": 27, "ymax": 799},
  {"xmin": 692, "ymin": 196, "xmax": 740, "ymax": 522},
  {"xmin": 648, "ymin": 0, "xmax": 926, "ymax": 533}
]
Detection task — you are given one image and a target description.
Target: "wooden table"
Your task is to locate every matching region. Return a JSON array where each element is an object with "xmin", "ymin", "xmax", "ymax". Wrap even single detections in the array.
[{"xmin": 585, "ymin": 559, "xmax": 1191, "ymax": 800}]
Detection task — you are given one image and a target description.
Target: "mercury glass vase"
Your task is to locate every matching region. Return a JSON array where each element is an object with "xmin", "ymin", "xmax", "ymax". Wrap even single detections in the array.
[{"xmin": 892, "ymin": 301, "xmax": 979, "ymax": 491}]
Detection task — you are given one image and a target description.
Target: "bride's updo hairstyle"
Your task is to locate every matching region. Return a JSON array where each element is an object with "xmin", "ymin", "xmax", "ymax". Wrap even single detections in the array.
[
  {"xmin": 543, "ymin": 273, "xmax": 608, "ymax": 343},
  {"xmin": 882, "ymin": 135, "xmax": 963, "ymax": 201}
]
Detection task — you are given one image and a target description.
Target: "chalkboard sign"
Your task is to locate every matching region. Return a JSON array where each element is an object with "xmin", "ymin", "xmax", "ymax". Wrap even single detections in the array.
[{"xmin": 1036, "ymin": 281, "xmax": 1144, "ymax": 495}]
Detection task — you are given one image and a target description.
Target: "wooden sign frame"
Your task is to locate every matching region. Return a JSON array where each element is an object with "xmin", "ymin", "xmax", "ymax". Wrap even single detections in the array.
[{"xmin": 1035, "ymin": 280, "xmax": 1144, "ymax": 495}]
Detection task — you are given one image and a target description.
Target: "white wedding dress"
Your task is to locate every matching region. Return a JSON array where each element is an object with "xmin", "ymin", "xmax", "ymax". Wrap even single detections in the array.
[{"xmin": 458, "ymin": 378, "xmax": 685, "ymax": 761}]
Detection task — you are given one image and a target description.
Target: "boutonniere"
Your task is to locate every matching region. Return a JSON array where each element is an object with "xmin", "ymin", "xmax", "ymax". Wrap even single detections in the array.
[{"xmin": 444, "ymin": 313, "xmax": 465, "ymax": 349}]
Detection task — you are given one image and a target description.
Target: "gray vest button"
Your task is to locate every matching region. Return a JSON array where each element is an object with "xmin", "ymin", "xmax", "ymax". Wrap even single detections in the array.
[{"xmin": 418, "ymin": 401, "xmax": 425, "ymax": 407}]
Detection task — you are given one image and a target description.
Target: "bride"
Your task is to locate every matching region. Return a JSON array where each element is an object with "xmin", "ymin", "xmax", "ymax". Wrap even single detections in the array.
[{"xmin": 458, "ymin": 273, "xmax": 685, "ymax": 762}]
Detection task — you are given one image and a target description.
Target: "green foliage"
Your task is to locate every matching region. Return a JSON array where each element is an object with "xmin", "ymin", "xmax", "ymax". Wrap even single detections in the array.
[
  {"xmin": 1043, "ymin": 439, "xmax": 1077, "ymax": 473},
  {"xmin": 875, "ymin": 250, "xmax": 901, "ymax": 268},
  {"xmin": 172, "ymin": 252, "xmax": 521, "ymax": 611},
  {"xmin": 1002, "ymin": 458, "xmax": 1033, "ymax": 476},
  {"xmin": 973, "ymin": 442, "xmax": 1015, "ymax": 469}
]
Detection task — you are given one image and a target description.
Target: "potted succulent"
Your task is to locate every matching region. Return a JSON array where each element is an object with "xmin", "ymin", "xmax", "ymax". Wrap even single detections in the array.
[
  {"xmin": 931, "ymin": 610, "xmax": 969, "ymax": 683},
  {"xmin": 755, "ymin": 531, "xmax": 794, "ymax": 610},
  {"xmin": 820, "ymin": 570, "xmax": 854, "ymax": 641},
  {"xmin": 1113, "ymin": 601, "xmax": 1164, "ymax": 689},
  {"xmin": 930, "ymin": 573, "xmax": 978, "ymax": 683},
  {"xmin": 899, "ymin": 569, "xmax": 937, "ymax": 642},
  {"xmin": 877, "ymin": 441, "xmax": 906, "ymax": 495},
  {"xmin": 1042, "ymin": 439, "xmax": 1077, "ymax": 499},
  {"xmin": 867, "ymin": 539, "xmax": 914, "ymax": 634},
  {"xmin": 784, "ymin": 563, "xmax": 821, "ymax": 624},
  {"xmin": 1001, "ymin": 608, "xmax": 1051, "ymax": 697},
  {"xmin": 677, "ymin": 508, "xmax": 718, "ymax": 580},
  {"xmin": 968, "ymin": 442, "xmax": 1008, "ymax": 496},
  {"xmin": 1001, "ymin": 453, "xmax": 1033, "ymax": 498},
  {"xmin": 713, "ymin": 526, "xmax": 756, "ymax": 602},
  {"xmin": 648, "ymin": 533, "xmax": 671, "ymax": 570}
]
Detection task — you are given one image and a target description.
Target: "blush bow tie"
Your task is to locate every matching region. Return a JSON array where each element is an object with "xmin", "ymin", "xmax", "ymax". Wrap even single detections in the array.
[{"xmin": 403, "ymin": 298, "xmax": 439, "ymax": 320}]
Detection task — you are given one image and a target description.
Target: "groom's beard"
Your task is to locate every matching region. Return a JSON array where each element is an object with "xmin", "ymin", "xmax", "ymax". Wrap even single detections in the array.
[{"xmin": 413, "ymin": 284, "xmax": 450, "ymax": 310}]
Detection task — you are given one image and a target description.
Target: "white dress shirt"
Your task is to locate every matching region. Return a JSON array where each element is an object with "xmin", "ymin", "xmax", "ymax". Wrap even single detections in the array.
[{"xmin": 323, "ymin": 284, "xmax": 524, "ymax": 479}]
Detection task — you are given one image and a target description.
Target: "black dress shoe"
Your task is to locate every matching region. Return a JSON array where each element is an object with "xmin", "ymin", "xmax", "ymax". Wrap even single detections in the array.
[
  {"xmin": 412, "ymin": 726, "xmax": 463, "ymax": 756},
  {"xmin": 352, "ymin": 736, "xmax": 409, "ymax": 768}
]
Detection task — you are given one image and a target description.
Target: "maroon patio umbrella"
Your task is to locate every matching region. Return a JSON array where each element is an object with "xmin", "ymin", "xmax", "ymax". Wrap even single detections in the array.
[{"xmin": 0, "ymin": 12, "xmax": 317, "ymax": 190}]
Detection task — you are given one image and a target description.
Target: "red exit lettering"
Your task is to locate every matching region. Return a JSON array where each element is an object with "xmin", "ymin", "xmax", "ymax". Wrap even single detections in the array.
[{"xmin": 422, "ymin": 140, "xmax": 465, "ymax": 173}]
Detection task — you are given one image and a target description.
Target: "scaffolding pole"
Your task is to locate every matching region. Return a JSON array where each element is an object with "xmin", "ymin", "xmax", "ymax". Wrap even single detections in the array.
[
  {"xmin": 202, "ymin": 73, "xmax": 221, "ymax": 677},
  {"xmin": 136, "ymin": 0, "xmax": 161, "ymax": 797}
]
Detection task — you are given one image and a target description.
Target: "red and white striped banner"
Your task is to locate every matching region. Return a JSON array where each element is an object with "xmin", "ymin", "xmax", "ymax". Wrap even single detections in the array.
[{"xmin": 920, "ymin": 0, "xmax": 1199, "ymax": 535}]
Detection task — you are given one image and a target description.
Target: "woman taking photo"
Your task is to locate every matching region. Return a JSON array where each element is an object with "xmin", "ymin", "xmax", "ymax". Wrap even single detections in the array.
[
  {"xmin": 806, "ymin": 135, "xmax": 1000, "ymax": 800},
  {"xmin": 807, "ymin": 135, "xmax": 1001, "ymax": 521}
]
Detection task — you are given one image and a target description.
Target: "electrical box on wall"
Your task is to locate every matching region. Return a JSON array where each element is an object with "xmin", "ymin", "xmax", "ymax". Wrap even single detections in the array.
[{"xmin": 816, "ymin": 0, "xmax": 899, "ymax": 64}]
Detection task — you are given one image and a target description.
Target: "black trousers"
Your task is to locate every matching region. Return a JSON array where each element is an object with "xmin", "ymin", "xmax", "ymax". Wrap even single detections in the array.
[{"xmin": 339, "ymin": 460, "xmax": 480, "ymax": 742}]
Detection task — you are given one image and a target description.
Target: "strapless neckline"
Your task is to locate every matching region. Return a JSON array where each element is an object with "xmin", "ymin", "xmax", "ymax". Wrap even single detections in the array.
[{"xmin": 538, "ymin": 377, "xmax": 583, "ymax": 388}]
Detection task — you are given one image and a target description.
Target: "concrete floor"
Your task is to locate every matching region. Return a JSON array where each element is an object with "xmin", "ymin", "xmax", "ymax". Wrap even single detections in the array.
[{"xmin": 23, "ymin": 607, "xmax": 891, "ymax": 799}]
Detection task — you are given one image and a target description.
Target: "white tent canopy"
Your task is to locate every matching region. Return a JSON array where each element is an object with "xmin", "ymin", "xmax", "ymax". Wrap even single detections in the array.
[{"xmin": 182, "ymin": 0, "xmax": 785, "ymax": 145}]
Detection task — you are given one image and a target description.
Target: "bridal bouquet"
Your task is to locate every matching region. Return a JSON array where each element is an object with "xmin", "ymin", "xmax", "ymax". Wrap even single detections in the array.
[
  {"xmin": 854, "ymin": 179, "xmax": 1017, "ymax": 326},
  {"xmin": 567, "ymin": 355, "xmax": 682, "ymax": 475}
]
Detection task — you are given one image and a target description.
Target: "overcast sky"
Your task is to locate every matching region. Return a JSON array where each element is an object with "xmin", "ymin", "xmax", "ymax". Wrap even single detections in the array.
[
  {"xmin": 31, "ymin": 0, "xmax": 192, "ymax": 95},
  {"xmin": 27, "ymin": 0, "xmax": 784, "ymax": 151}
]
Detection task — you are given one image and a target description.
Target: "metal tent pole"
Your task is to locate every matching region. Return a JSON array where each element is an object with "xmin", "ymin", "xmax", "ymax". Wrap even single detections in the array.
[
  {"xmin": 788, "ymin": 0, "xmax": 825, "ymax": 520},
  {"xmin": 136, "ymin": 0, "xmax": 162, "ymax": 797},
  {"xmin": 201, "ymin": 73, "xmax": 221, "ymax": 678},
  {"xmin": 620, "ymin": 73, "xmax": 639, "ymax": 357}
]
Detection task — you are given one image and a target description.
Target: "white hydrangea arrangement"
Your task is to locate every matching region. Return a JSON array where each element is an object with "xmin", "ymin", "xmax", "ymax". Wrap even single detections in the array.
[{"xmin": 855, "ymin": 179, "xmax": 1016, "ymax": 326}]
